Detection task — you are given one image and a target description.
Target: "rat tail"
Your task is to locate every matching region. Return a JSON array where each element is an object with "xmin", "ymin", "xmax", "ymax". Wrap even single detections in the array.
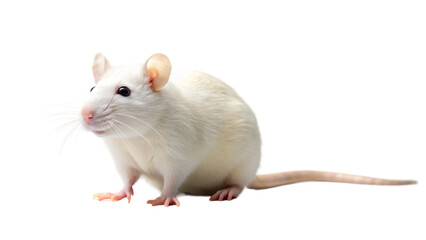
[{"xmin": 247, "ymin": 170, "xmax": 417, "ymax": 190}]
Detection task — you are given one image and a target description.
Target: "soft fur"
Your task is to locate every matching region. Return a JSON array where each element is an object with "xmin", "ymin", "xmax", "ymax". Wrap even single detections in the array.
[
  {"xmin": 83, "ymin": 54, "xmax": 260, "ymax": 203},
  {"xmin": 83, "ymin": 53, "xmax": 415, "ymax": 206}
]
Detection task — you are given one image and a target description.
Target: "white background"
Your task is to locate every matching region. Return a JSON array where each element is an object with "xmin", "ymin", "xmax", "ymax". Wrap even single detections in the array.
[{"xmin": 0, "ymin": 0, "xmax": 424, "ymax": 239}]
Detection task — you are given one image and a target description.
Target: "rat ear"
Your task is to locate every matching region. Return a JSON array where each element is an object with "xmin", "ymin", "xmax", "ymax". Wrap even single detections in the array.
[
  {"xmin": 92, "ymin": 53, "xmax": 110, "ymax": 83},
  {"xmin": 145, "ymin": 53, "xmax": 171, "ymax": 91}
]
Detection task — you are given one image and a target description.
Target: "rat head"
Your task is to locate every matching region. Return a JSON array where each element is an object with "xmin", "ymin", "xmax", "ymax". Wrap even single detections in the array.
[{"xmin": 81, "ymin": 53, "xmax": 172, "ymax": 138}]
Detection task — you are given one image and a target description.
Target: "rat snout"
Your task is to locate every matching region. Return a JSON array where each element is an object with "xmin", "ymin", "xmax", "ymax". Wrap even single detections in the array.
[{"xmin": 81, "ymin": 106, "xmax": 95, "ymax": 125}]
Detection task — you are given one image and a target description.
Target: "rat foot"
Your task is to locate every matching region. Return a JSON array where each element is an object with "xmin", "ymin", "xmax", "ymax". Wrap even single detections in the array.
[
  {"xmin": 93, "ymin": 188, "xmax": 134, "ymax": 203},
  {"xmin": 210, "ymin": 185, "xmax": 243, "ymax": 201},
  {"xmin": 147, "ymin": 196, "xmax": 180, "ymax": 207}
]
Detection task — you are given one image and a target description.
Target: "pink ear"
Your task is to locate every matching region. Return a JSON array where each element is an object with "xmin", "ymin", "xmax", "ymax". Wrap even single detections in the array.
[
  {"xmin": 145, "ymin": 53, "xmax": 171, "ymax": 91},
  {"xmin": 92, "ymin": 53, "xmax": 110, "ymax": 83}
]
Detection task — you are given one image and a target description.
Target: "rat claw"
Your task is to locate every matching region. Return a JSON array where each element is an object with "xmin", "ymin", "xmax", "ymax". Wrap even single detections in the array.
[{"xmin": 173, "ymin": 197, "xmax": 180, "ymax": 207}]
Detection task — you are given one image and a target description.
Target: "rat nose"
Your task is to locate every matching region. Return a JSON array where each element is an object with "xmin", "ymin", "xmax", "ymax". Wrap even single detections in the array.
[{"xmin": 81, "ymin": 106, "xmax": 94, "ymax": 124}]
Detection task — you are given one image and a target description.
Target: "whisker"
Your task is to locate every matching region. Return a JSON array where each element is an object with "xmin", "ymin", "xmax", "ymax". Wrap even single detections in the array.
[
  {"xmin": 111, "ymin": 119, "xmax": 155, "ymax": 151},
  {"xmin": 114, "ymin": 113, "xmax": 165, "ymax": 141},
  {"xmin": 46, "ymin": 97, "xmax": 85, "ymax": 159},
  {"xmin": 46, "ymin": 114, "xmax": 81, "ymax": 122},
  {"xmin": 108, "ymin": 122, "xmax": 132, "ymax": 150},
  {"xmin": 58, "ymin": 121, "xmax": 82, "ymax": 158},
  {"xmin": 52, "ymin": 119, "xmax": 81, "ymax": 134}
]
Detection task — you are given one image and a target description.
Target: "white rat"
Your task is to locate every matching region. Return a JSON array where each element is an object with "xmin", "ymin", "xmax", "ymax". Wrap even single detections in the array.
[{"xmin": 82, "ymin": 53, "xmax": 416, "ymax": 207}]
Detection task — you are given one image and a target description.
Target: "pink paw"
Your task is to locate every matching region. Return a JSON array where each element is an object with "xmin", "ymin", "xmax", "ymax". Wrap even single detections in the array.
[
  {"xmin": 93, "ymin": 188, "xmax": 134, "ymax": 203},
  {"xmin": 147, "ymin": 196, "xmax": 180, "ymax": 207},
  {"xmin": 210, "ymin": 186, "xmax": 243, "ymax": 201}
]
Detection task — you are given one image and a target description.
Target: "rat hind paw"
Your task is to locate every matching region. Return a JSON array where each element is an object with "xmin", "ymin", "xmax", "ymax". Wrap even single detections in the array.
[
  {"xmin": 147, "ymin": 196, "xmax": 180, "ymax": 207},
  {"xmin": 93, "ymin": 188, "xmax": 134, "ymax": 203},
  {"xmin": 210, "ymin": 186, "xmax": 243, "ymax": 201}
]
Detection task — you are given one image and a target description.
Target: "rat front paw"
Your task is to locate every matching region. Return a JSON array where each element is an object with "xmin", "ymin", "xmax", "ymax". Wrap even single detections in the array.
[
  {"xmin": 93, "ymin": 188, "xmax": 134, "ymax": 203},
  {"xmin": 147, "ymin": 196, "xmax": 180, "ymax": 207}
]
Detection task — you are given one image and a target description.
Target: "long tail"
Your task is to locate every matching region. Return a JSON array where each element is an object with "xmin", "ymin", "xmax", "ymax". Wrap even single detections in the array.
[{"xmin": 248, "ymin": 170, "xmax": 417, "ymax": 190}]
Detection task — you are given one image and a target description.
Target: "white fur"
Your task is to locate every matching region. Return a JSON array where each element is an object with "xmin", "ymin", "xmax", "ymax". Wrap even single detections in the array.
[
  {"xmin": 82, "ymin": 61, "xmax": 261, "ymax": 196},
  {"xmin": 83, "ymin": 55, "xmax": 415, "ymax": 203}
]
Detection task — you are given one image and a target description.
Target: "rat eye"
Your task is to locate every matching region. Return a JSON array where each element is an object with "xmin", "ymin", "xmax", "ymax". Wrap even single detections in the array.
[
  {"xmin": 90, "ymin": 86, "xmax": 95, "ymax": 92},
  {"xmin": 117, "ymin": 86, "xmax": 131, "ymax": 97}
]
